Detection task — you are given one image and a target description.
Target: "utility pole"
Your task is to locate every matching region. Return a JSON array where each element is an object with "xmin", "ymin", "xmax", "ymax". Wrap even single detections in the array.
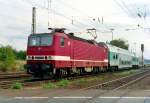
[
  {"xmin": 141, "ymin": 44, "xmax": 144, "ymax": 67},
  {"xmin": 102, "ymin": 16, "xmax": 103, "ymax": 24},
  {"xmin": 71, "ymin": 16, "xmax": 74, "ymax": 25},
  {"xmin": 31, "ymin": 7, "xmax": 36, "ymax": 34},
  {"xmin": 47, "ymin": 0, "xmax": 51, "ymax": 27},
  {"xmin": 110, "ymin": 28, "xmax": 114, "ymax": 41}
]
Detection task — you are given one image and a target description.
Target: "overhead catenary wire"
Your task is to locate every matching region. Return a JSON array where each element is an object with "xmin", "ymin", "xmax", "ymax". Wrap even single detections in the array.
[
  {"xmin": 56, "ymin": 0, "xmax": 94, "ymax": 20},
  {"xmin": 21, "ymin": 0, "xmax": 108, "ymax": 36},
  {"xmin": 21, "ymin": 0, "xmax": 88, "ymax": 29},
  {"xmin": 113, "ymin": 0, "xmax": 147, "ymax": 30},
  {"xmin": 7, "ymin": 0, "xmax": 145, "ymax": 40},
  {"xmin": 113, "ymin": 0, "xmax": 143, "ymax": 24},
  {"xmin": 57, "ymin": 0, "xmax": 113, "ymax": 30},
  {"xmin": 32, "ymin": 0, "xmax": 110, "ymax": 32},
  {"xmin": 113, "ymin": 0, "xmax": 131, "ymax": 17},
  {"xmin": 119, "ymin": 0, "xmax": 137, "ymax": 17},
  {"xmin": 56, "ymin": 0, "xmax": 139, "ymax": 33}
]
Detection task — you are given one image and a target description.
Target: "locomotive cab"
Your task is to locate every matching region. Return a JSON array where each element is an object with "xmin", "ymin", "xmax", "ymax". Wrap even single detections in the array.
[
  {"xmin": 26, "ymin": 33, "xmax": 54, "ymax": 78},
  {"xmin": 26, "ymin": 28, "xmax": 70, "ymax": 78}
]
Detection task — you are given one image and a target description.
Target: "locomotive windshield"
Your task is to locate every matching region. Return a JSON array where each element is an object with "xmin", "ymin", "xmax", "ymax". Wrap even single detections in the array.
[{"xmin": 28, "ymin": 34, "xmax": 53, "ymax": 46}]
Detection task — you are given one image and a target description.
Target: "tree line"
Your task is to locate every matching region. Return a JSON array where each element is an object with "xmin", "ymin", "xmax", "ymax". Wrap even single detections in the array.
[
  {"xmin": 0, "ymin": 46, "xmax": 26, "ymax": 72},
  {"xmin": 0, "ymin": 46, "xmax": 26, "ymax": 60},
  {"xmin": 110, "ymin": 39, "xmax": 129, "ymax": 50}
]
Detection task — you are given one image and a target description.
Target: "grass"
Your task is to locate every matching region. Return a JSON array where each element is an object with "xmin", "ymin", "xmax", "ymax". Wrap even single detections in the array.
[
  {"xmin": 75, "ymin": 78, "xmax": 87, "ymax": 86},
  {"xmin": 42, "ymin": 83, "xmax": 57, "ymax": 89},
  {"xmin": 42, "ymin": 79, "xmax": 70, "ymax": 89},
  {"xmin": 11, "ymin": 82, "xmax": 23, "ymax": 89},
  {"xmin": 73, "ymin": 75, "xmax": 105, "ymax": 87},
  {"xmin": 0, "ymin": 60, "xmax": 26, "ymax": 72},
  {"xmin": 57, "ymin": 79, "xmax": 69, "ymax": 87},
  {"xmin": 114, "ymin": 69, "xmax": 139, "ymax": 77}
]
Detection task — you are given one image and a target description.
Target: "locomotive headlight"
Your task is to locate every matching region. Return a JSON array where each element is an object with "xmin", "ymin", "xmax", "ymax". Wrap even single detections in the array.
[{"xmin": 48, "ymin": 56, "xmax": 52, "ymax": 60}]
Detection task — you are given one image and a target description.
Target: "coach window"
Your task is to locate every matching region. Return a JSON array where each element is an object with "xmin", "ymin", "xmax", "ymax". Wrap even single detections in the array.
[
  {"xmin": 116, "ymin": 55, "xmax": 118, "ymax": 59},
  {"xmin": 113, "ymin": 55, "xmax": 116, "ymax": 60},
  {"xmin": 60, "ymin": 37, "xmax": 65, "ymax": 47}
]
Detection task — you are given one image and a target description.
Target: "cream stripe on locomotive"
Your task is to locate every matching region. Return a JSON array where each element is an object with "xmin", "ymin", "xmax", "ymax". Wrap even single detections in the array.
[
  {"xmin": 27, "ymin": 55, "xmax": 70, "ymax": 60},
  {"xmin": 27, "ymin": 55, "xmax": 108, "ymax": 62}
]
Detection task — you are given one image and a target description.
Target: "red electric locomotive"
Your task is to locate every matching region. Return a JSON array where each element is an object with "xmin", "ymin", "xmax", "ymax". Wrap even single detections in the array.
[{"xmin": 26, "ymin": 28, "xmax": 108, "ymax": 78}]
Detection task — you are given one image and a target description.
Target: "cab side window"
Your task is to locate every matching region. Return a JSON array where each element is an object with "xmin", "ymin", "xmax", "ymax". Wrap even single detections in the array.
[{"xmin": 60, "ymin": 37, "xmax": 65, "ymax": 46}]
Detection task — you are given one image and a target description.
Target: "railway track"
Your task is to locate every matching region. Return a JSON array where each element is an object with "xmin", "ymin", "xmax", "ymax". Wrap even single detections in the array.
[
  {"xmin": 82, "ymin": 69, "xmax": 150, "ymax": 90},
  {"xmin": 0, "ymin": 69, "xmax": 126, "ymax": 89},
  {"xmin": 0, "ymin": 68, "xmax": 149, "ymax": 89},
  {"xmin": 0, "ymin": 72, "xmax": 31, "ymax": 80},
  {"xmin": 81, "ymin": 68, "xmax": 150, "ymax": 103},
  {"xmin": 0, "ymin": 72, "xmax": 31, "ymax": 89},
  {"xmin": 0, "ymin": 71, "xmax": 101, "ymax": 89}
]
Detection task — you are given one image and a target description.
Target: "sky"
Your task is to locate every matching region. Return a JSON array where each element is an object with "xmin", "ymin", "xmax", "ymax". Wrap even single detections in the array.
[{"xmin": 0, "ymin": 0, "xmax": 150, "ymax": 59}]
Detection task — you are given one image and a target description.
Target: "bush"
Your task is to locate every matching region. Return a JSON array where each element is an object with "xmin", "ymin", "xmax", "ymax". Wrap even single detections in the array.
[
  {"xmin": 13, "ymin": 60, "xmax": 26, "ymax": 71},
  {"xmin": 0, "ymin": 46, "xmax": 16, "ymax": 72},
  {"xmin": 11, "ymin": 82, "xmax": 23, "ymax": 89}
]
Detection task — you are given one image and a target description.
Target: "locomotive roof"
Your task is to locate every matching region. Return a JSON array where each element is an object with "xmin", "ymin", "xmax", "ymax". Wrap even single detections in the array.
[
  {"xmin": 67, "ymin": 33, "xmax": 97, "ymax": 44},
  {"xmin": 65, "ymin": 33, "xmax": 106, "ymax": 48}
]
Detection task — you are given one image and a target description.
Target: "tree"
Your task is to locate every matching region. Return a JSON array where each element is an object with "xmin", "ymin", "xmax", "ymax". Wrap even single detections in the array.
[
  {"xmin": 110, "ymin": 39, "xmax": 129, "ymax": 50},
  {"xmin": 13, "ymin": 50, "xmax": 26, "ymax": 60}
]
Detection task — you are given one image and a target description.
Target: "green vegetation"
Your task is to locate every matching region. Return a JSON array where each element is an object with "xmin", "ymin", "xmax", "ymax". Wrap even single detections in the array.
[
  {"xmin": 13, "ymin": 50, "xmax": 26, "ymax": 60},
  {"xmin": 43, "ymin": 83, "xmax": 57, "ymax": 89},
  {"xmin": 110, "ymin": 39, "xmax": 129, "ymax": 50},
  {"xmin": 0, "ymin": 45, "xmax": 26, "ymax": 72},
  {"xmin": 42, "ymin": 79, "xmax": 70, "ymax": 89},
  {"xmin": 13, "ymin": 60, "xmax": 26, "ymax": 71},
  {"xmin": 0, "ymin": 46, "xmax": 16, "ymax": 72},
  {"xmin": 75, "ymin": 78, "xmax": 88, "ymax": 86},
  {"xmin": 57, "ymin": 79, "xmax": 69, "ymax": 87},
  {"xmin": 74, "ymin": 76, "xmax": 104, "ymax": 87},
  {"xmin": 11, "ymin": 82, "xmax": 23, "ymax": 89},
  {"xmin": 114, "ymin": 69, "xmax": 138, "ymax": 77}
]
